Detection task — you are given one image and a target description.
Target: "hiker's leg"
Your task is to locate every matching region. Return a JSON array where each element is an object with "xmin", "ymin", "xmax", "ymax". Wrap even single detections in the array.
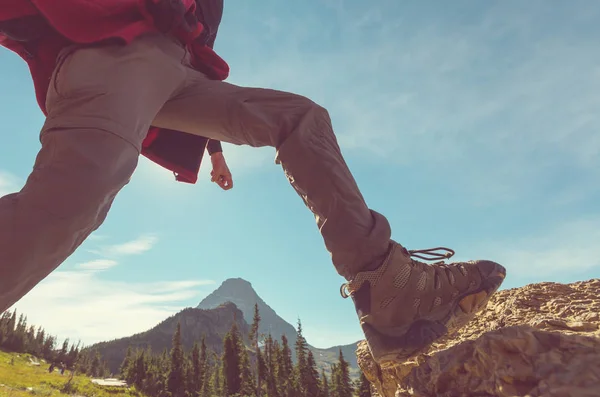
[
  {"xmin": 153, "ymin": 71, "xmax": 392, "ymax": 279},
  {"xmin": 153, "ymin": 41, "xmax": 506, "ymax": 368},
  {"xmin": 0, "ymin": 130, "xmax": 138, "ymax": 313},
  {"xmin": 0, "ymin": 33, "xmax": 186, "ymax": 313}
]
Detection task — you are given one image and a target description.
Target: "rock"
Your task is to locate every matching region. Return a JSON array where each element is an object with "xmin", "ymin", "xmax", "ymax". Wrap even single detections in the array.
[{"xmin": 357, "ymin": 278, "xmax": 600, "ymax": 397}]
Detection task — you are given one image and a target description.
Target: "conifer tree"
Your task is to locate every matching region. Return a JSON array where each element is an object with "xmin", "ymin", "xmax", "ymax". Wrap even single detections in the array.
[
  {"xmin": 320, "ymin": 369, "xmax": 330, "ymax": 397},
  {"xmin": 34, "ymin": 327, "xmax": 45, "ymax": 355},
  {"xmin": 262, "ymin": 334, "xmax": 278, "ymax": 397},
  {"xmin": 356, "ymin": 372, "xmax": 372, "ymax": 397},
  {"xmin": 42, "ymin": 334, "xmax": 56, "ymax": 362},
  {"xmin": 199, "ymin": 336, "xmax": 208, "ymax": 393},
  {"xmin": 90, "ymin": 350, "xmax": 102, "ymax": 377},
  {"xmin": 279, "ymin": 335, "xmax": 295, "ymax": 397},
  {"xmin": 305, "ymin": 350, "xmax": 321, "ymax": 397},
  {"xmin": 167, "ymin": 322, "xmax": 186, "ymax": 397},
  {"xmin": 222, "ymin": 322, "xmax": 242, "ymax": 396},
  {"xmin": 190, "ymin": 342, "xmax": 202, "ymax": 395},
  {"xmin": 26, "ymin": 325, "xmax": 36, "ymax": 352},
  {"xmin": 120, "ymin": 346, "xmax": 133, "ymax": 379},
  {"xmin": 294, "ymin": 320, "xmax": 310, "ymax": 397},
  {"xmin": 240, "ymin": 345, "xmax": 256, "ymax": 396},
  {"xmin": 66, "ymin": 341, "xmax": 80, "ymax": 370},
  {"xmin": 331, "ymin": 350, "xmax": 353, "ymax": 397},
  {"xmin": 249, "ymin": 303, "xmax": 262, "ymax": 396},
  {"xmin": 200, "ymin": 359, "xmax": 213, "ymax": 397},
  {"xmin": 58, "ymin": 338, "xmax": 70, "ymax": 364},
  {"xmin": 131, "ymin": 350, "xmax": 148, "ymax": 389},
  {"xmin": 211, "ymin": 353, "xmax": 223, "ymax": 397},
  {"xmin": 256, "ymin": 345, "xmax": 268, "ymax": 396}
]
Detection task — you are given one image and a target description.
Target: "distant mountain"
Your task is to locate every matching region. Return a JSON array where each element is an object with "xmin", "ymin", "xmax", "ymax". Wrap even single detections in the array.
[
  {"xmin": 197, "ymin": 278, "xmax": 359, "ymax": 374},
  {"xmin": 90, "ymin": 302, "xmax": 249, "ymax": 374},
  {"xmin": 197, "ymin": 278, "xmax": 297, "ymax": 345},
  {"xmin": 91, "ymin": 278, "xmax": 360, "ymax": 376}
]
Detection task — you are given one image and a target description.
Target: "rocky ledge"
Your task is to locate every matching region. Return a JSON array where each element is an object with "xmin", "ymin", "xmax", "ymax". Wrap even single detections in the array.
[{"xmin": 357, "ymin": 279, "xmax": 600, "ymax": 397}]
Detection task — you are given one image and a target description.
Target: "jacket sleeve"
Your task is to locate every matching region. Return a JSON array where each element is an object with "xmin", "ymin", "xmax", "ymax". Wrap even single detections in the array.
[
  {"xmin": 207, "ymin": 139, "xmax": 222, "ymax": 154},
  {"xmin": 199, "ymin": 0, "xmax": 224, "ymax": 155}
]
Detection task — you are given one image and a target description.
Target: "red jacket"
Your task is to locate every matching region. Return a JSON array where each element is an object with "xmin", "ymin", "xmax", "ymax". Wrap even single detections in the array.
[{"xmin": 0, "ymin": 0, "xmax": 229, "ymax": 184}]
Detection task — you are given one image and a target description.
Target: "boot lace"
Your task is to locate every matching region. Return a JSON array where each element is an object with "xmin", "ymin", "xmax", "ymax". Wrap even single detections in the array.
[{"xmin": 340, "ymin": 247, "xmax": 455, "ymax": 298}]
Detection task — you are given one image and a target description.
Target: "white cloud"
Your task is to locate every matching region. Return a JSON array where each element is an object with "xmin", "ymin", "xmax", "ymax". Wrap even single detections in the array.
[
  {"xmin": 77, "ymin": 259, "xmax": 118, "ymax": 271},
  {"xmin": 104, "ymin": 235, "xmax": 158, "ymax": 256},
  {"xmin": 87, "ymin": 234, "xmax": 109, "ymax": 241},
  {"xmin": 0, "ymin": 171, "xmax": 20, "ymax": 197},
  {"xmin": 10, "ymin": 270, "xmax": 216, "ymax": 345},
  {"xmin": 458, "ymin": 216, "xmax": 600, "ymax": 281}
]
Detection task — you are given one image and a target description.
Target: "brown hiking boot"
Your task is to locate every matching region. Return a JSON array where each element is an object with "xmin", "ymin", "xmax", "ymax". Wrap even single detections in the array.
[{"xmin": 341, "ymin": 241, "xmax": 506, "ymax": 368}]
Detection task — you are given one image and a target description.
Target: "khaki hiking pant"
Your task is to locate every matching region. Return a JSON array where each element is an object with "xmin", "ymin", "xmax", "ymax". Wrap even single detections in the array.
[{"xmin": 0, "ymin": 33, "xmax": 391, "ymax": 313}]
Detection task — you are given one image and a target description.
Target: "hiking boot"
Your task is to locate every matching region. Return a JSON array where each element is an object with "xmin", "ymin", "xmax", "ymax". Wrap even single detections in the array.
[{"xmin": 341, "ymin": 241, "xmax": 506, "ymax": 368}]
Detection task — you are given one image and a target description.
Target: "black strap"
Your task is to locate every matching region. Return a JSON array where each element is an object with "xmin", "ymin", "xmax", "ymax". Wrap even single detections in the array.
[
  {"xmin": 0, "ymin": 14, "xmax": 52, "ymax": 42},
  {"xmin": 145, "ymin": 0, "xmax": 199, "ymax": 34}
]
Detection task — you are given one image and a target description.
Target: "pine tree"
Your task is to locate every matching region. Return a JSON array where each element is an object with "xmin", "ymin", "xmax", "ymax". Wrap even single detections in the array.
[
  {"xmin": 42, "ymin": 334, "xmax": 56, "ymax": 362},
  {"xmin": 250, "ymin": 303, "xmax": 262, "ymax": 396},
  {"xmin": 240, "ymin": 345, "xmax": 256, "ymax": 396},
  {"xmin": 356, "ymin": 372, "xmax": 371, "ymax": 397},
  {"xmin": 0, "ymin": 312, "xmax": 9, "ymax": 345},
  {"xmin": 34, "ymin": 327, "xmax": 45, "ymax": 355},
  {"xmin": 9, "ymin": 312, "xmax": 27, "ymax": 351},
  {"xmin": 120, "ymin": 346, "xmax": 133, "ymax": 379},
  {"xmin": 211, "ymin": 353, "xmax": 223, "ymax": 397},
  {"xmin": 25, "ymin": 325, "xmax": 36, "ymax": 353},
  {"xmin": 167, "ymin": 322, "xmax": 186, "ymax": 397},
  {"xmin": 305, "ymin": 350, "xmax": 320, "ymax": 397},
  {"xmin": 330, "ymin": 364, "xmax": 340, "ymax": 397},
  {"xmin": 200, "ymin": 359, "xmax": 213, "ymax": 397},
  {"xmin": 278, "ymin": 335, "xmax": 295, "ymax": 397},
  {"xmin": 332, "ymin": 350, "xmax": 353, "ymax": 397},
  {"xmin": 294, "ymin": 320, "xmax": 310, "ymax": 397},
  {"xmin": 190, "ymin": 342, "xmax": 202, "ymax": 395},
  {"xmin": 58, "ymin": 338, "xmax": 70, "ymax": 364},
  {"xmin": 90, "ymin": 350, "xmax": 102, "ymax": 377},
  {"xmin": 256, "ymin": 345, "xmax": 268, "ymax": 396},
  {"xmin": 199, "ymin": 336, "xmax": 208, "ymax": 393},
  {"xmin": 66, "ymin": 341, "xmax": 80, "ymax": 370},
  {"xmin": 262, "ymin": 334, "xmax": 278, "ymax": 397},
  {"xmin": 320, "ymin": 369, "xmax": 330, "ymax": 397},
  {"xmin": 131, "ymin": 349, "xmax": 148, "ymax": 389},
  {"xmin": 75, "ymin": 348, "xmax": 91, "ymax": 375},
  {"xmin": 222, "ymin": 322, "xmax": 242, "ymax": 396}
]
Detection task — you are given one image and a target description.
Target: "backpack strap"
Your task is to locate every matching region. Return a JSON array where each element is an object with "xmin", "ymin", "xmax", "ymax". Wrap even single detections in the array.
[
  {"xmin": 0, "ymin": 14, "xmax": 51, "ymax": 42},
  {"xmin": 195, "ymin": 0, "xmax": 223, "ymax": 48},
  {"xmin": 139, "ymin": 0, "xmax": 204, "ymax": 43}
]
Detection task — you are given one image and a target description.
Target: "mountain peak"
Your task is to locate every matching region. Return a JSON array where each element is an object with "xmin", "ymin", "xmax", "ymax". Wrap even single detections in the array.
[
  {"xmin": 209, "ymin": 278, "xmax": 259, "ymax": 300},
  {"xmin": 197, "ymin": 278, "xmax": 297, "ymax": 345},
  {"xmin": 223, "ymin": 277, "xmax": 252, "ymax": 285},
  {"xmin": 221, "ymin": 277, "xmax": 254, "ymax": 290}
]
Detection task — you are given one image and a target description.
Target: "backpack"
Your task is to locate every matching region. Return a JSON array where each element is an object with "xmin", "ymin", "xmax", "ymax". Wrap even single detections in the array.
[{"xmin": 0, "ymin": 0, "xmax": 223, "ymax": 48}]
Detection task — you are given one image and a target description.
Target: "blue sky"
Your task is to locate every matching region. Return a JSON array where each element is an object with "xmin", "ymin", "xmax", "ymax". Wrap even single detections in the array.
[{"xmin": 2, "ymin": 0, "xmax": 599, "ymax": 348}]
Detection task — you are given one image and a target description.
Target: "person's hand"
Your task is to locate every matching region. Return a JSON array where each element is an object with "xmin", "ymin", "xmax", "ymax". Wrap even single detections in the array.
[{"xmin": 210, "ymin": 152, "xmax": 233, "ymax": 190}]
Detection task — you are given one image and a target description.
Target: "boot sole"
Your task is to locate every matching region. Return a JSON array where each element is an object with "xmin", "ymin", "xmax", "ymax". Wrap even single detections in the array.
[{"xmin": 365, "ymin": 262, "xmax": 506, "ymax": 369}]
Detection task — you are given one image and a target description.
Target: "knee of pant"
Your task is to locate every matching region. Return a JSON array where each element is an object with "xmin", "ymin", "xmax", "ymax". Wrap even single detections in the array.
[
  {"xmin": 302, "ymin": 101, "xmax": 335, "ymax": 139},
  {"xmin": 84, "ymin": 154, "xmax": 138, "ymax": 198},
  {"xmin": 61, "ymin": 156, "xmax": 137, "ymax": 221}
]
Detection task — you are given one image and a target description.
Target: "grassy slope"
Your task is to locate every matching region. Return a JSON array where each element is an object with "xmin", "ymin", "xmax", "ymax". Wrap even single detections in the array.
[{"xmin": 0, "ymin": 349, "xmax": 142, "ymax": 397}]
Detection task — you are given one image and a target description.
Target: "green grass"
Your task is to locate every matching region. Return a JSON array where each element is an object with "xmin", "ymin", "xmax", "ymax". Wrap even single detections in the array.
[{"xmin": 0, "ymin": 350, "xmax": 143, "ymax": 397}]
